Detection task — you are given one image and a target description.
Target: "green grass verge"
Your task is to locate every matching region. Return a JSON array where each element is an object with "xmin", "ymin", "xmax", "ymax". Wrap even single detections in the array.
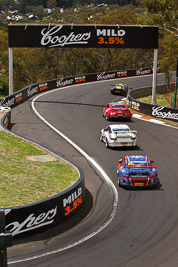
[
  {"xmin": 0, "ymin": 131, "xmax": 79, "ymax": 208},
  {"xmin": 137, "ymin": 94, "xmax": 172, "ymax": 107}
]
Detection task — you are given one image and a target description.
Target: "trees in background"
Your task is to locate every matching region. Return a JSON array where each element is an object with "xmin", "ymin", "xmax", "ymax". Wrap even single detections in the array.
[
  {"xmin": 0, "ymin": 2, "xmax": 177, "ymax": 95},
  {"xmin": 140, "ymin": 0, "xmax": 178, "ymax": 79}
]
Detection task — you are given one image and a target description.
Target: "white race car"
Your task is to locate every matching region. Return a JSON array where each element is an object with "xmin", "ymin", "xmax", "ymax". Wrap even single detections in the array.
[{"xmin": 100, "ymin": 124, "xmax": 137, "ymax": 148}]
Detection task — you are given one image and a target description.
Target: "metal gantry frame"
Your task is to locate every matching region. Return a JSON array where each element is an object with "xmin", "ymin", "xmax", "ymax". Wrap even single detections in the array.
[{"xmin": 8, "ymin": 24, "xmax": 159, "ymax": 104}]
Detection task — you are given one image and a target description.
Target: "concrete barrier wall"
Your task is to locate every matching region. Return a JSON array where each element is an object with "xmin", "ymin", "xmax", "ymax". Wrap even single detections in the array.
[{"xmin": 130, "ymin": 83, "xmax": 175, "ymax": 99}]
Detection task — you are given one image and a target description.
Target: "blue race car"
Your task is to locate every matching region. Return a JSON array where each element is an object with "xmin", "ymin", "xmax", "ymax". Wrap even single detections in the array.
[
  {"xmin": 110, "ymin": 83, "xmax": 128, "ymax": 95},
  {"xmin": 117, "ymin": 155, "xmax": 158, "ymax": 188}
]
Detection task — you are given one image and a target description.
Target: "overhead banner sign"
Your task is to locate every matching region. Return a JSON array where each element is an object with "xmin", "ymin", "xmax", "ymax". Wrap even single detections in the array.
[{"xmin": 8, "ymin": 24, "xmax": 159, "ymax": 49}]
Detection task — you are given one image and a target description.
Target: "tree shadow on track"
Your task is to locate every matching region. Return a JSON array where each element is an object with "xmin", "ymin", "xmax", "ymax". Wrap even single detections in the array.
[{"xmin": 31, "ymin": 99, "xmax": 104, "ymax": 108}]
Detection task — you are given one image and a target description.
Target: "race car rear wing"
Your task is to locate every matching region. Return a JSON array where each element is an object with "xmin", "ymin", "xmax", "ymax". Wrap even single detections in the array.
[
  {"xmin": 115, "ymin": 130, "xmax": 137, "ymax": 137},
  {"xmin": 124, "ymin": 166, "xmax": 154, "ymax": 168}
]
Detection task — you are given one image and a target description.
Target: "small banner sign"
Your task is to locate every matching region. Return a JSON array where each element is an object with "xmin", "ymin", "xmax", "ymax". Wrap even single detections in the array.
[{"xmin": 8, "ymin": 24, "xmax": 159, "ymax": 49}]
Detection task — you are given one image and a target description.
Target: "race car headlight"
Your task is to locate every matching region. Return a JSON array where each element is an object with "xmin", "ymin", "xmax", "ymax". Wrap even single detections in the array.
[
  {"xmin": 149, "ymin": 178, "xmax": 157, "ymax": 184},
  {"xmin": 122, "ymin": 176, "xmax": 129, "ymax": 184},
  {"xmin": 110, "ymin": 137, "xmax": 117, "ymax": 141},
  {"xmin": 149, "ymin": 174, "xmax": 156, "ymax": 178},
  {"xmin": 125, "ymin": 179, "xmax": 129, "ymax": 184},
  {"xmin": 122, "ymin": 174, "xmax": 129, "ymax": 178}
]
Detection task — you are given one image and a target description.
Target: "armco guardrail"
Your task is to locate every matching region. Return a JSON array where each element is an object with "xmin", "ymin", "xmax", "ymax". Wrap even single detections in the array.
[
  {"xmin": 127, "ymin": 84, "xmax": 178, "ymax": 122},
  {"xmin": 0, "ymin": 67, "xmax": 163, "ymax": 238}
]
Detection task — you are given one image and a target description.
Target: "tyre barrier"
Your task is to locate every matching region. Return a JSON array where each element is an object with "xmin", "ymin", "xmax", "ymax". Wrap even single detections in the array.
[{"xmin": 0, "ymin": 67, "xmax": 165, "ymax": 238}]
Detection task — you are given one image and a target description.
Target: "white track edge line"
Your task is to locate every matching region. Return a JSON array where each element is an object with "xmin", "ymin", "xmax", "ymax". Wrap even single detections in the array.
[{"xmin": 9, "ymin": 85, "xmax": 119, "ymax": 264}]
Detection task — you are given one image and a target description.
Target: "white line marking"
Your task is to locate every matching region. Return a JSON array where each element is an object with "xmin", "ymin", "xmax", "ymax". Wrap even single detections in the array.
[{"xmin": 9, "ymin": 83, "xmax": 119, "ymax": 264}]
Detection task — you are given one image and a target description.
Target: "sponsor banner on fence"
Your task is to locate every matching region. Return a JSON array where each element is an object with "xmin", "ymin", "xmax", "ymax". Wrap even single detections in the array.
[
  {"xmin": 127, "ymin": 93, "xmax": 178, "ymax": 122},
  {"xmin": 0, "ymin": 67, "xmax": 158, "ymax": 110},
  {"xmin": 4, "ymin": 167, "xmax": 85, "ymax": 237},
  {"xmin": 8, "ymin": 24, "xmax": 159, "ymax": 49},
  {"xmin": 152, "ymin": 106, "xmax": 178, "ymax": 120}
]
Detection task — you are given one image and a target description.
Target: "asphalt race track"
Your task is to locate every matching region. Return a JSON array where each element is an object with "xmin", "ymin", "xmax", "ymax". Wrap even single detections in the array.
[{"xmin": 8, "ymin": 74, "xmax": 178, "ymax": 267}]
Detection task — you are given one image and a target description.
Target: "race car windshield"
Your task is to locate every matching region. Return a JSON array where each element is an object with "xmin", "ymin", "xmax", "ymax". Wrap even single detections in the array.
[
  {"xmin": 112, "ymin": 104, "xmax": 126, "ymax": 108},
  {"xmin": 121, "ymin": 86, "xmax": 127, "ymax": 89},
  {"xmin": 127, "ymin": 162, "xmax": 152, "ymax": 167}
]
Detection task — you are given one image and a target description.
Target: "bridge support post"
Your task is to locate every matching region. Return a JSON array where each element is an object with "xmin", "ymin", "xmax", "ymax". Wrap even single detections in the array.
[
  {"xmin": 9, "ymin": 48, "xmax": 13, "ymax": 95},
  {"xmin": 152, "ymin": 48, "xmax": 158, "ymax": 105}
]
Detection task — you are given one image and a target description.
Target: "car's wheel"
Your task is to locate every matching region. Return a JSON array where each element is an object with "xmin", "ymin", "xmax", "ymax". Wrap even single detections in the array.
[
  {"xmin": 106, "ymin": 113, "xmax": 110, "ymax": 121},
  {"xmin": 118, "ymin": 178, "xmax": 122, "ymax": 187},
  {"xmin": 105, "ymin": 139, "xmax": 110, "ymax": 148}
]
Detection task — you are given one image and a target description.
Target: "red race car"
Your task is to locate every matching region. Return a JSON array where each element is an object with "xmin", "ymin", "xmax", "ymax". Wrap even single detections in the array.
[{"xmin": 102, "ymin": 102, "xmax": 132, "ymax": 121}]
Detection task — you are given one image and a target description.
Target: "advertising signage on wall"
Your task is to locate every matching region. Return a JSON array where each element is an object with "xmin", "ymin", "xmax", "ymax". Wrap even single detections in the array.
[
  {"xmin": 8, "ymin": 24, "xmax": 159, "ymax": 49},
  {"xmin": 4, "ymin": 167, "xmax": 85, "ymax": 237},
  {"xmin": 127, "ymin": 93, "xmax": 178, "ymax": 122}
]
